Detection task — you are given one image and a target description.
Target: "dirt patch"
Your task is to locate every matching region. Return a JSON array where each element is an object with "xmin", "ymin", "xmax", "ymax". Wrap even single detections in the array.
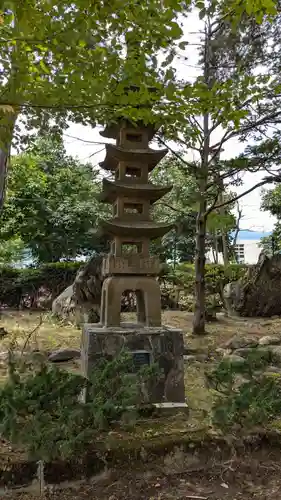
[{"xmin": 4, "ymin": 449, "xmax": 281, "ymax": 499}]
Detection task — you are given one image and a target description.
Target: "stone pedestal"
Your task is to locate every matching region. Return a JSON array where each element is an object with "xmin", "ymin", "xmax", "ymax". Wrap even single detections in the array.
[{"xmin": 81, "ymin": 322, "xmax": 187, "ymax": 408}]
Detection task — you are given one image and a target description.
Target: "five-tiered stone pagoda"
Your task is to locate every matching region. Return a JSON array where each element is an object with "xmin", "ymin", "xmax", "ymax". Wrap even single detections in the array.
[
  {"xmin": 81, "ymin": 118, "xmax": 186, "ymax": 408},
  {"xmin": 98, "ymin": 121, "xmax": 172, "ymax": 328}
]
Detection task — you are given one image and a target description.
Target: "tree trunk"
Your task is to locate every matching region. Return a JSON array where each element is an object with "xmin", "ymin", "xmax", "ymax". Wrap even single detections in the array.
[
  {"xmin": 0, "ymin": 110, "xmax": 18, "ymax": 209},
  {"xmin": 222, "ymin": 233, "xmax": 229, "ymax": 265},
  {"xmin": 0, "ymin": 149, "xmax": 8, "ymax": 210},
  {"xmin": 193, "ymin": 205, "xmax": 207, "ymax": 334},
  {"xmin": 192, "ymin": 16, "xmax": 212, "ymax": 335}
]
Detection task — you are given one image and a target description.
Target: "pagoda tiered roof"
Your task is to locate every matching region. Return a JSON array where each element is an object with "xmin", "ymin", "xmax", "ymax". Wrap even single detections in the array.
[
  {"xmin": 99, "ymin": 144, "xmax": 168, "ymax": 172},
  {"xmin": 100, "ymin": 121, "xmax": 159, "ymax": 141},
  {"xmin": 100, "ymin": 219, "xmax": 173, "ymax": 239},
  {"xmin": 99, "ymin": 178, "xmax": 172, "ymax": 204}
]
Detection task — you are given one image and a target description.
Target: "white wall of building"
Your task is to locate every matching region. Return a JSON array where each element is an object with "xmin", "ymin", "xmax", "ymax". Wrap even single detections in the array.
[
  {"xmin": 206, "ymin": 231, "xmax": 270, "ymax": 265},
  {"xmin": 234, "ymin": 238, "xmax": 261, "ymax": 264}
]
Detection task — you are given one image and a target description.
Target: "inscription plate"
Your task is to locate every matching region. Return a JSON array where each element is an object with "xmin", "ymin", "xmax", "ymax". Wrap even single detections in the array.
[{"xmin": 132, "ymin": 350, "xmax": 151, "ymax": 371}]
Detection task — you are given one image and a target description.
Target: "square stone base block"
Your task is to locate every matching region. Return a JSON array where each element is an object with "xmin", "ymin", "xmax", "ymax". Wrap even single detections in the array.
[{"xmin": 81, "ymin": 323, "xmax": 187, "ymax": 408}]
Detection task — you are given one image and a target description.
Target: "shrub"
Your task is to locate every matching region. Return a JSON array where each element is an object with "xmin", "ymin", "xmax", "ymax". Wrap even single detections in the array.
[
  {"xmin": 207, "ymin": 350, "xmax": 281, "ymax": 431},
  {"xmin": 0, "ymin": 262, "xmax": 81, "ymax": 308},
  {"xmin": 0, "ymin": 351, "xmax": 160, "ymax": 461},
  {"xmin": 0, "ymin": 261, "xmax": 248, "ymax": 311},
  {"xmin": 175, "ymin": 263, "xmax": 247, "ymax": 295}
]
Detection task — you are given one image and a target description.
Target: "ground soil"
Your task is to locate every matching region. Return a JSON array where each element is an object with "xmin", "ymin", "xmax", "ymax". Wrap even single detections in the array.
[{"xmin": 5, "ymin": 450, "xmax": 281, "ymax": 499}]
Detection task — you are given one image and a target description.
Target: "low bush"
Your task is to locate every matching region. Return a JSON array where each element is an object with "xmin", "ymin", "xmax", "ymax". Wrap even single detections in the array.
[
  {"xmin": 207, "ymin": 350, "xmax": 281, "ymax": 431},
  {"xmin": 0, "ymin": 262, "xmax": 81, "ymax": 308},
  {"xmin": 0, "ymin": 350, "xmax": 160, "ymax": 461},
  {"xmin": 160, "ymin": 263, "xmax": 248, "ymax": 311},
  {"xmin": 175, "ymin": 263, "xmax": 248, "ymax": 295},
  {"xmin": 0, "ymin": 261, "xmax": 248, "ymax": 311}
]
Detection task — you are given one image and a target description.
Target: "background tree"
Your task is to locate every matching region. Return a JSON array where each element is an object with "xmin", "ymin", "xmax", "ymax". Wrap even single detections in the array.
[
  {"xmin": 156, "ymin": 1, "xmax": 281, "ymax": 334},
  {"xmin": 151, "ymin": 156, "xmax": 197, "ymax": 263},
  {"xmin": 0, "ymin": 137, "xmax": 109, "ymax": 263},
  {"xmin": 259, "ymin": 184, "xmax": 281, "ymax": 256},
  {"xmin": 0, "ymin": 237, "xmax": 26, "ymax": 266},
  {"xmin": 0, "ymin": 0, "xmax": 190, "ymax": 208}
]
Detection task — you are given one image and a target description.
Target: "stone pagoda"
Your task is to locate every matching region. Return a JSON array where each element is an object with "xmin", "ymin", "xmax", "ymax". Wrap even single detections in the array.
[
  {"xmin": 98, "ymin": 121, "xmax": 172, "ymax": 328},
  {"xmin": 80, "ymin": 118, "xmax": 186, "ymax": 409}
]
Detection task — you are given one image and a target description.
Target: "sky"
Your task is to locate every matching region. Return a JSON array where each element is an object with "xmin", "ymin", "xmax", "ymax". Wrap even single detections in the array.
[{"xmin": 63, "ymin": 9, "xmax": 277, "ymax": 234}]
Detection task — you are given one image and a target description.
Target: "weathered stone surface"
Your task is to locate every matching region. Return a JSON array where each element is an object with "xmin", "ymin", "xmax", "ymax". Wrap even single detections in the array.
[
  {"xmin": 223, "ymin": 354, "xmax": 247, "ymax": 366},
  {"xmin": 183, "ymin": 355, "xmax": 196, "ymax": 363},
  {"xmin": 81, "ymin": 324, "xmax": 186, "ymax": 406},
  {"xmin": 259, "ymin": 335, "xmax": 281, "ymax": 346},
  {"xmin": 223, "ymin": 253, "xmax": 281, "ymax": 317},
  {"xmin": 48, "ymin": 348, "xmax": 81, "ymax": 363},
  {"xmin": 270, "ymin": 346, "xmax": 281, "ymax": 364},
  {"xmin": 52, "ymin": 255, "xmax": 103, "ymax": 325},
  {"xmin": 223, "ymin": 335, "xmax": 258, "ymax": 350},
  {"xmin": 52, "ymin": 285, "xmax": 76, "ymax": 321}
]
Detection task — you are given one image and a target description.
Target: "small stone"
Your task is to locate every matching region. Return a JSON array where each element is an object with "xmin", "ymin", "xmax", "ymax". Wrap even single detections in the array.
[
  {"xmin": 223, "ymin": 336, "xmax": 258, "ymax": 350},
  {"xmin": 223, "ymin": 354, "xmax": 246, "ymax": 366},
  {"xmin": 48, "ymin": 348, "xmax": 80, "ymax": 362},
  {"xmin": 259, "ymin": 335, "xmax": 281, "ymax": 346},
  {"xmin": 183, "ymin": 355, "xmax": 196, "ymax": 363}
]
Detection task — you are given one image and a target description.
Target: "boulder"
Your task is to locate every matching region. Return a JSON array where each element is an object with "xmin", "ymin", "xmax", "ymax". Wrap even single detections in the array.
[
  {"xmin": 223, "ymin": 253, "xmax": 281, "ymax": 317},
  {"xmin": 48, "ymin": 348, "xmax": 81, "ymax": 363},
  {"xmin": 223, "ymin": 335, "xmax": 258, "ymax": 350},
  {"xmin": 52, "ymin": 254, "xmax": 103, "ymax": 325},
  {"xmin": 52, "ymin": 285, "xmax": 76, "ymax": 321}
]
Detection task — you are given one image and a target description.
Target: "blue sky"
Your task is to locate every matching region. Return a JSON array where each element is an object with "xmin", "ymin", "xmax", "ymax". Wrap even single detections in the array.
[{"xmin": 232, "ymin": 230, "xmax": 271, "ymax": 241}]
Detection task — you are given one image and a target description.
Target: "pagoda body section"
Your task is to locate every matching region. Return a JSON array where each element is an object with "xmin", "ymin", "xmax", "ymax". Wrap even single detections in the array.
[{"xmin": 98, "ymin": 121, "xmax": 172, "ymax": 327}]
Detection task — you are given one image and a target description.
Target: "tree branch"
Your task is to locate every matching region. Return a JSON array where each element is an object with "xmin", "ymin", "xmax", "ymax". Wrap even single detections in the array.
[
  {"xmin": 206, "ymin": 176, "xmax": 280, "ymax": 214},
  {"xmin": 156, "ymin": 136, "xmax": 198, "ymax": 172}
]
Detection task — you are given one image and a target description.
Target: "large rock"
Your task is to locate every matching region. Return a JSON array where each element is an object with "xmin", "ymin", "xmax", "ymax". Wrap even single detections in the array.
[
  {"xmin": 52, "ymin": 285, "xmax": 76, "ymax": 321},
  {"xmin": 223, "ymin": 253, "xmax": 281, "ymax": 317},
  {"xmin": 223, "ymin": 335, "xmax": 258, "ymax": 350},
  {"xmin": 52, "ymin": 254, "xmax": 103, "ymax": 325}
]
